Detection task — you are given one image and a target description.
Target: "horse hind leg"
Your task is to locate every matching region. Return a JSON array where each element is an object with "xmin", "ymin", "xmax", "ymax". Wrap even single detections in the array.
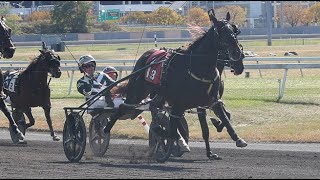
[
  {"xmin": 211, "ymin": 100, "xmax": 247, "ymax": 148},
  {"xmin": 197, "ymin": 107, "xmax": 221, "ymax": 160},
  {"xmin": 43, "ymin": 106, "xmax": 60, "ymax": 141},
  {"xmin": 24, "ymin": 108, "xmax": 35, "ymax": 129}
]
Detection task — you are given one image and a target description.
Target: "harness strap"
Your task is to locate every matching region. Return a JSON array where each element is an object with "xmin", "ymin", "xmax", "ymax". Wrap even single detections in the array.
[
  {"xmin": 47, "ymin": 77, "xmax": 52, "ymax": 86},
  {"xmin": 210, "ymin": 99, "xmax": 224, "ymax": 109},
  {"xmin": 188, "ymin": 68, "xmax": 219, "ymax": 95},
  {"xmin": 168, "ymin": 112, "xmax": 184, "ymax": 119}
]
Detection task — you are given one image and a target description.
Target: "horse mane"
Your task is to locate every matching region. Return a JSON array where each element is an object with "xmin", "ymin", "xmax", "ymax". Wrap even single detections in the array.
[
  {"xmin": 21, "ymin": 55, "xmax": 41, "ymax": 74},
  {"xmin": 184, "ymin": 24, "xmax": 208, "ymax": 52}
]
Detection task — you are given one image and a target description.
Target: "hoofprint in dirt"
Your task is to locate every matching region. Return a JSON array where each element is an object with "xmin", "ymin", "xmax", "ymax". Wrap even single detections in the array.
[{"xmin": 0, "ymin": 130, "xmax": 320, "ymax": 179}]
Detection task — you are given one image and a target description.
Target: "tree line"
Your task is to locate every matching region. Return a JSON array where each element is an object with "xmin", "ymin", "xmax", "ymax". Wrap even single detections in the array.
[{"xmin": 1, "ymin": 1, "xmax": 319, "ymax": 35}]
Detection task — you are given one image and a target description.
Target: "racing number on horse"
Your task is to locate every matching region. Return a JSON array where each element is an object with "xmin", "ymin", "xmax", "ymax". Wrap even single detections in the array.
[{"xmin": 149, "ymin": 69, "xmax": 157, "ymax": 80}]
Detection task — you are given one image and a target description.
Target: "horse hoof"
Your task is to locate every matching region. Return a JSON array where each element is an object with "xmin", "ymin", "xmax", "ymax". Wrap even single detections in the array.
[
  {"xmin": 17, "ymin": 139, "xmax": 27, "ymax": 144},
  {"xmin": 209, "ymin": 154, "xmax": 222, "ymax": 160},
  {"xmin": 12, "ymin": 130, "xmax": 25, "ymax": 144},
  {"xmin": 53, "ymin": 135, "xmax": 60, "ymax": 141},
  {"xmin": 236, "ymin": 138, "xmax": 247, "ymax": 148},
  {"xmin": 177, "ymin": 138, "xmax": 190, "ymax": 152}
]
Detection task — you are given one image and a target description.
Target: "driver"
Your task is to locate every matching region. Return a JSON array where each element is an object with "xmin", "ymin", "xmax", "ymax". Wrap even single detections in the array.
[
  {"xmin": 76, "ymin": 55, "xmax": 115, "ymax": 111},
  {"xmin": 102, "ymin": 66, "xmax": 124, "ymax": 108}
]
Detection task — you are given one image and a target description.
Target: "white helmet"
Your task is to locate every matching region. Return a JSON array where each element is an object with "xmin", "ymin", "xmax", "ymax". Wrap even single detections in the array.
[
  {"xmin": 79, "ymin": 55, "xmax": 96, "ymax": 66},
  {"xmin": 79, "ymin": 55, "xmax": 96, "ymax": 72}
]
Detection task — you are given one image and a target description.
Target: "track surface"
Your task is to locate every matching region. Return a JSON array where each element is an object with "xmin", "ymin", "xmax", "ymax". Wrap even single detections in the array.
[{"xmin": 0, "ymin": 129, "xmax": 320, "ymax": 179}]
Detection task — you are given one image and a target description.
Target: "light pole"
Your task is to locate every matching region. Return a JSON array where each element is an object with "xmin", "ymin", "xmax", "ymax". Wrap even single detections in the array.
[
  {"xmin": 266, "ymin": 1, "xmax": 272, "ymax": 46},
  {"xmin": 129, "ymin": 7, "xmax": 131, "ymax": 25}
]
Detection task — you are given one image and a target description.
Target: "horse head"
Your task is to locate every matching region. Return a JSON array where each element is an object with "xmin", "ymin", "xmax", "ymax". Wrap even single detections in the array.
[
  {"xmin": 217, "ymin": 23, "xmax": 244, "ymax": 75},
  {"xmin": 0, "ymin": 16, "xmax": 16, "ymax": 59},
  {"xmin": 208, "ymin": 10, "xmax": 243, "ymax": 63},
  {"xmin": 38, "ymin": 48, "xmax": 62, "ymax": 78}
]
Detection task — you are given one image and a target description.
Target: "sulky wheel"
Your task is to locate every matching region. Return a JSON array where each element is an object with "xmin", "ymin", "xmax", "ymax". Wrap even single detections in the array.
[
  {"xmin": 63, "ymin": 112, "xmax": 87, "ymax": 162},
  {"xmin": 149, "ymin": 112, "xmax": 174, "ymax": 163},
  {"xmin": 89, "ymin": 113, "xmax": 110, "ymax": 157},
  {"xmin": 171, "ymin": 116, "xmax": 189, "ymax": 157}
]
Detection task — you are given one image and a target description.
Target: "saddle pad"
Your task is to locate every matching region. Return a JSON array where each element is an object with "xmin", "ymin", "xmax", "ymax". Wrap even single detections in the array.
[
  {"xmin": 3, "ymin": 71, "xmax": 19, "ymax": 93},
  {"xmin": 145, "ymin": 50, "xmax": 167, "ymax": 85}
]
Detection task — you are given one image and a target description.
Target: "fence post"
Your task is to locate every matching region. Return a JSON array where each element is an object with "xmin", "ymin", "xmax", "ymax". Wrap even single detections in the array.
[
  {"xmin": 154, "ymin": 33, "xmax": 157, "ymax": 48},
  {"xmin": 298, "ymin": 60, "xmax": 303, "ymax": 77},
  {"xmin": 68, "ymin": 70, "xmax": 75, "ymax": 96},
  {"xmin": 65, "ymin": 62, "xmax": 70, "ymax": 78},
  {"xmin": 256, "ymin": 60, "xmax": 262, "ymax": 77},
  {"xmin": 277, "ymin": 68, "xmax": 288, "ymax": 101}
]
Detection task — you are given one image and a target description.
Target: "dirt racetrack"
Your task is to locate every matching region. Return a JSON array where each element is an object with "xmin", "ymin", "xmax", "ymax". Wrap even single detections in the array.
[{"xmin": 0, "ymin": 130, "xmax": 320, "ymax": 179}]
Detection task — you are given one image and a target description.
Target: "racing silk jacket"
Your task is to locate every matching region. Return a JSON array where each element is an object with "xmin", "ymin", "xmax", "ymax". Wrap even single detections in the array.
[{"xmin": 77, "ymin": 71, "xmax": 115, "ymax": 103}]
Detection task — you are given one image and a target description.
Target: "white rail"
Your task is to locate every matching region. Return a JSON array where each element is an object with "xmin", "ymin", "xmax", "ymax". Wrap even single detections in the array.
[{"xmin": 1, "ymin": 57, "xmax": 320, "ymax": 100}]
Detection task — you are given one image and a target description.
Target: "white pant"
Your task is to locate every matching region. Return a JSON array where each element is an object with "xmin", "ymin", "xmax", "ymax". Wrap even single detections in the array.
[{"xmin": 87, "ymin": 96, "xmax": 124, "ymax": 113}]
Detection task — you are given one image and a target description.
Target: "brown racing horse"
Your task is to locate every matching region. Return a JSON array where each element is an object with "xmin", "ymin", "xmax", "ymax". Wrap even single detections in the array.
[{"xmin": 3, "ymin": 43, "xmax": 62, "ymax": 141}]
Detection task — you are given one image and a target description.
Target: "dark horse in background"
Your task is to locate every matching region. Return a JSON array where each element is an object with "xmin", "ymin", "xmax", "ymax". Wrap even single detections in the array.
[
  {"xmin": 3, "ymin": 42, "xmax": 62, "ymax": 141},
  {"xmin": 0, "ymin": 16, "xmax": 25, "ymax": 143},
  {"xmin": 105, "ymin": 9, "xmax": 246, "ymax": 161}
]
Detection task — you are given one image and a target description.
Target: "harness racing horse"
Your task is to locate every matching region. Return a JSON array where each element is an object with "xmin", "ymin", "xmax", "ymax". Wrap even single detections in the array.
[
  {"xmin": 0, "ymin": 16, "xmax": 25, "ymax": 143},
  {"xmin": 3, "ymin": 43, "xmax": 62, "ymax": 141},
  {"xmin": 150, "ymin": 45, "xmax": 246, "ymax": 158},
  {"xmin": 193, "ymin": 24, "xmax": 245, "ymax": 158},
  {"xmin": 104, "ymin": 9, "xmax": 246, "ymax": 162}
]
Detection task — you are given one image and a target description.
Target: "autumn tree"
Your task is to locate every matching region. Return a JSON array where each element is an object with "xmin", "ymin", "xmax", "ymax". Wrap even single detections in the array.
[
  {"xmin": 26, "ymin": 11, "xmax": 51, "ymax": 22},
  {"xmin": 279, "ymin": 4, "xmax": 304, "ymax": 27},
  {"xmin": 0, "ymin": 7, "xmax": 22, "ymax": 34},
  {"xmin": 300, "ymin": 8, "xmax": 314, "ymax": 26},
  {"xmin": 150, "ymin": 7, "xmax": 184, "ymax": 25},
  {"xmin": 308, "ymin": 3, "xmax": 320, "ymax": 24},
  {"xmin": 51, "ymin": 1, "xmax": 93, "ymax": 33},
  {"xmin": 215, "ymin": 5, "xmax": 247, "ymax": 27},
  {"xmin": 185, "ymin": 7, "xmax": 210, "ymax": 27}
]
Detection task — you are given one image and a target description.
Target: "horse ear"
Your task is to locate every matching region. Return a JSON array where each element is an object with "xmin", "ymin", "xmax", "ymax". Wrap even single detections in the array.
[
  {"xmin": 226, "ymin": 12, "xmax": 231, "ymax": 21},
  {"xmin": 208, "ymin": 9, "xmax": 218, "ymax": 25},
  {"xmin": 39, "ymin": 50, "xmax": 45, "ymax": 54}
]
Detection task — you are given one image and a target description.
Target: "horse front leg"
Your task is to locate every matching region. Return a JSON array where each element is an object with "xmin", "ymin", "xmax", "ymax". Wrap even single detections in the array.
[
  {"xmin": 168, "ymin": 108, "xmax": 190, "ymax": 152},
  {"xmin": 0, "ymin": 99, "xmax": 25, "ymax": 143},
  {"xmin": 211, "ymin": 100, "xmax": 247, "ymax": 147},
  {"xmin": 43, "ymin": 106, "xmax": 60, "ymax": 141},
  {"xmin": 197, "ymin": 107, "xmax": 221, "ymax": 160}
]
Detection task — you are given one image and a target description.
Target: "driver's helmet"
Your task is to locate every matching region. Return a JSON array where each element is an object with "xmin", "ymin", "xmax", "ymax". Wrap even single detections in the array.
[
  {"xmin": 103, "ymin": 66, "xmax": 118, "ymax": 81},
  {"xmin": 79, "ymin": 55, "xmax": 96, "ymax": 72}
]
